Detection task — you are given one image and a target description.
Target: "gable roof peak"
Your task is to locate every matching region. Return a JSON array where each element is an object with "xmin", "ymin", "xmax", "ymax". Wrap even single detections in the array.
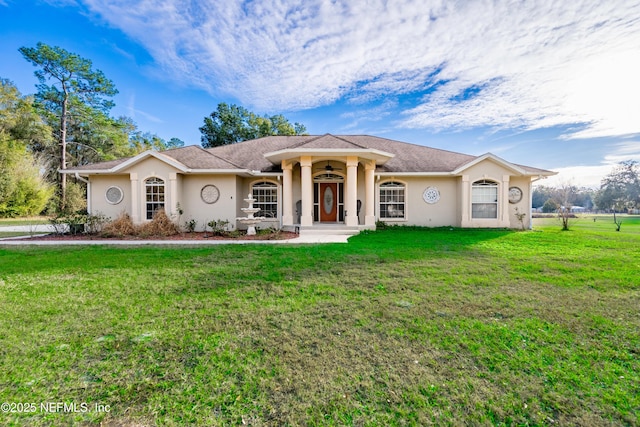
[{"xmin": 290, "ymin": 134, "xmax": 370, "ymax": 150}]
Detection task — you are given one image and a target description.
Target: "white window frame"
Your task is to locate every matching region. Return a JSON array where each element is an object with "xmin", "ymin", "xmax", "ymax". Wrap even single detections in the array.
[
  {"xmin": 379, "ymin": 181, "xmax": 406, "ymax": 220},
  {"xmin": 251, "ymin": 181, "xmax": 279, "ymax": 219},
  {"xmin": 145, "ymin": 177, "xmax": 165, "ymax": 220},
  {"xmin": 471, "ymin": 179, "xmax": 498, "ymax": 219}
]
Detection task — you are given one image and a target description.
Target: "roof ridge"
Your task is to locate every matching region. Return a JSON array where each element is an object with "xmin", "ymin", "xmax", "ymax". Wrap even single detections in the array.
[
  {"xmin": 332, "ymin": 135, "xmax": 370, "ymax": 149},
  {"xmin": 290, "ymin": 133, "xmax": 371, "ymax": 150},
  {"xmin": 162, "ymin": 144, "xmax": 245, "ymax": 169},
  {"xmin": 288, "ymin": 134, "xmax": 326, "ymax": 149},
  {"xmin": 202, "ymin": 146, "xmax": 246, "ymax": 169},
  {"xmin": 150, "ymin": 150, "xmax": 189, "ymax": 168},
  {"xmin": 356, "ymin": 134, "xmax": 478, "ymax": 158}
]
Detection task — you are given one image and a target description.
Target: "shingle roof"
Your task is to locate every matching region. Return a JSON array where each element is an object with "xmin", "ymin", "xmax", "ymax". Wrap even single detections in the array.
[
  {"xmin": 66, "ymin": 157, "xmax": 130, "ymax": 171},
  {"xmin": 66, "ymin": 134, "xmax": 554, "ymax": 176},
  {"xmin": 206, "ymin": 134, "xmax": 479, "ymax": 173},
  {"xmin": 161, "ymin": 145, "xmax": 241, "ymax": 169}
]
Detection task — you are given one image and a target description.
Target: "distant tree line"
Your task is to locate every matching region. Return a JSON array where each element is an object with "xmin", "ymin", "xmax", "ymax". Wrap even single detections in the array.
[
  {"xmin": 533, "ymin": 160, "xmax": 640, "ymax": 213},
  {"xmin": 2, "ymin": 43, "xmax": 306, "ymax": 218}
]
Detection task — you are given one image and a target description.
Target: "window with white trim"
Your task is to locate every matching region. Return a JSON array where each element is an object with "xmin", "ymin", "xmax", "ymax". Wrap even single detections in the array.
[
  {"xmin": 379, "ymin": 181, "xmax": 406, "ymax": 219},
  {"xmin": 472, "ymin": 179, "xmax": 498, "ymax": 219},
  {"xmin": 252, "ymin": 182, "xmax": 278, "ymax": 218},
  {"xmin": 145, "ymin": 177, "xmax": 165, "ymax": 220}
]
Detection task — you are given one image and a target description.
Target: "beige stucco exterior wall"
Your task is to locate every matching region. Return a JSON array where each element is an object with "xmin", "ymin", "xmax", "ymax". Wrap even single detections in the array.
[
  {"xmin": 376, "ymin": 177, "xmax": 459, "ymax": 227},
  {"xmin": 507, "ymin": 176, "xmax": 532, "ymax": 229},
  {"xmin": 179, "ymin": 175, "xmax": 238, "ymax": 231},
  {"xmin": 458, "ymin": 159, "xmax": 531, "ymax": 228},
  {"xmin": 117, "ymin": 157, "xmax": 182, "ymax": 223},
  {"xmin": 89, "ymin": 175, "xmax": 132, "ymax": 220}
]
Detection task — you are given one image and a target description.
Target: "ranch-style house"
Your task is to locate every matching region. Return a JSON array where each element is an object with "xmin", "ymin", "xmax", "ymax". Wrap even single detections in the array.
[{"xmin": 63, "ymin": 134, "xmax": 556, "ymax": 233}]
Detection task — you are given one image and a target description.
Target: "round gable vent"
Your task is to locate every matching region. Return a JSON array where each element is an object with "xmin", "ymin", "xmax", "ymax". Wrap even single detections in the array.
[
  {"xmin": 423, "ymin": 186, "xmax": 440, "ymax": 204},
  {"xmin": 105, "ymin": 186, "xmax": 124, "ymax": 205}
]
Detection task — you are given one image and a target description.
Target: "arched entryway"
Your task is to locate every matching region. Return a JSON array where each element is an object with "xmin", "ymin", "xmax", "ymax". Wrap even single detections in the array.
[{"xmin": 313, "ymin": 172, "xmax": 344, "ymax": 223}]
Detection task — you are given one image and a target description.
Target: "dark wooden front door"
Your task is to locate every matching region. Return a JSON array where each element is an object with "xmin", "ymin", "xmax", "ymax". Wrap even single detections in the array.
[{"xmin": 320, "ymin": 183, "xmax": 337, "ymax": 222}]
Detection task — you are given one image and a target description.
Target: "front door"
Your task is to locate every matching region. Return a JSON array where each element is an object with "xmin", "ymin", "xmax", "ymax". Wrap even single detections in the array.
[{"xmin": 320, "ymin": 183, "xmax": 338, "ymax": 222}]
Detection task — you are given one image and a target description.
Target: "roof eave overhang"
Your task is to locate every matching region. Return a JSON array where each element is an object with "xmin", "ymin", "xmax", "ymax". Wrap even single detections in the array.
[
  {"xmin": 264, "ymin": 148, "xmax": 395, "ymax": 164},
  {"xmin": 59, "ymin": 169, "xmax": 112, "ymax": 175},
  {"xmin": 375, "ymin": 171, "xmax": 454, "ymax": 176},
  {"xmin": 452, "ymin": 153, "xmax": 527, "ymax": 176},
  {"xmin": 61, "ymin": 150, "xmax": 190, "ymax": 175},
  {"xmin": 60, "ymin": 169, "xmax": 281, "ymax": 177},
  {"xmin": 114, "ymin": 150, "xmax": 189, "ymax": 172},
  {"xmin": 531, "ymin": 171, "xmax": 559, "ymax": 180}
]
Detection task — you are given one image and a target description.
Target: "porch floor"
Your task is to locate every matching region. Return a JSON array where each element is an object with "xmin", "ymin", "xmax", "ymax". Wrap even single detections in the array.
[{"xmin": 282, "ymin": 223, "xmax": 372, "ymax": 236}]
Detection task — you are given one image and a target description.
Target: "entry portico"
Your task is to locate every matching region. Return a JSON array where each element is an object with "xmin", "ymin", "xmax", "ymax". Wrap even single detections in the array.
[{"xmin": 265, "ymin": 148, "xmax": 394, "ymax": 227}]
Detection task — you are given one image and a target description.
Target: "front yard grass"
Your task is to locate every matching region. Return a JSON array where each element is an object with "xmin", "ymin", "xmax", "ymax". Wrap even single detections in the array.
[{"xmin": 0, "ymin": 223, "xmax": 638, "ymax": 426}]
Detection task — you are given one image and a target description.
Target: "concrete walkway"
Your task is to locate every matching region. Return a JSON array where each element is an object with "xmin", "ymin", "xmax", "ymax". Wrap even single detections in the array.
[
  {"xmin": 0, "ymin": 225, "xmax": 351, "ymax": 245},
  {"xmin": 0, "ymin": 224, "xmax": 58, "ymax": 233}
]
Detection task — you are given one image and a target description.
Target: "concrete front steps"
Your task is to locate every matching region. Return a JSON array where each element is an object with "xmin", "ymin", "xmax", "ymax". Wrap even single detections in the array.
[{"xmin": 282, "ymin": 224, "xmax": 370, "ymax": 237}]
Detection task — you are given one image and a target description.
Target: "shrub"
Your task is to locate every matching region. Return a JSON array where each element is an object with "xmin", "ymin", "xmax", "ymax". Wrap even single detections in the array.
[
  {"xmin": 206, "ymin": 219, "xmax": 230, "ymax": 236},
  {"xmin": 256, "ymin": 226, "xmax": 282, "ymax": 239},
  {"xmin": 138, "ymin": 209, "xmax": 180, "ymax": 237},
  {"xmin": 85, "ymin": 212, "xmax": 110, "ymax": 234},
  {"xmin": 49, "ymin": 211, "xmax": 87, "ymax": 235},
  {"xmin": 375, "ymin": 220, "xmax": 388, "ymax": 230},
  {"xmin": 101, "ymin": 212, "xmax": 136, "ymax": 237},
  {"xmin": 184, "ymin": 218, "xmax": 197, "ymax": 233}
]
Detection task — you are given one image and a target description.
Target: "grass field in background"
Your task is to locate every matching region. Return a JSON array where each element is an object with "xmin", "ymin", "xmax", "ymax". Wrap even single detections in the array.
[
  {"xmin": 0, "ymin": 221, "xmax": 638, "ymax": 426},
  {"xmin": 0, "ymin": 217, "xmax": 51, "ymax": 227},
  {"xmin": 533, "ymin": 213, "xmax": 640, "ymax": 234}
]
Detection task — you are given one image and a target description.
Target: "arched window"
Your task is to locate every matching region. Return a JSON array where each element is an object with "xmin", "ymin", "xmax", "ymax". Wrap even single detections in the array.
[
  {"xmin": 145, "ymin": 177, "xmax": 165, "ymax": 220},
  {"xmin": 252, "ymin": 182, "xmax": 278, "ymax": 218},
  {"xmin": 379, "ymin": 181, "xmax": 405, "ymax": 219},
  {"xmin": 472, "ymin": 179, "xmax": 498, "ymax": 219}
]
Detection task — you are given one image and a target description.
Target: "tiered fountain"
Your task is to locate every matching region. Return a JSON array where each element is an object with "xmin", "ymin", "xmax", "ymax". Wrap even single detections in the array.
[{"xmin": 237, "ymin": 193, "xmax": 265, "ymax": 235}]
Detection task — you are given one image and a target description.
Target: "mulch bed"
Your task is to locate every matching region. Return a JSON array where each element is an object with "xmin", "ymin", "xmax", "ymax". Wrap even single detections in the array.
[{"xmin": 13, "ymin": 231, "xmax": 298, "ymax": 241}]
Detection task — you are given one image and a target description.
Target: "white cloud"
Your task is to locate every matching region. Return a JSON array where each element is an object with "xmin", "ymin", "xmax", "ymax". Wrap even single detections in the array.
[
  {"xmin": 543, "ymin": 141, "xmax": 640, "ymax": 188},
  {"xmin": 126, "ymin": 94, "xmax": 162, "ymax": 124},
  {"xmin": 42, "ymin": 0, "xmax": 80, "ymax": 6},
  {"xmin": 543, "ymin": 165, "xmax": 611, "ymax": 189},
  {"xmin": 80, "ymin": 0, "xmax": 640, "ymax": 139}
]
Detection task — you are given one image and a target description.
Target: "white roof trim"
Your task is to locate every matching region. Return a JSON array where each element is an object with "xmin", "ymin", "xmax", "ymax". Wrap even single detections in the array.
[
  {"xmin": 264, "ymin": 148, "xmax": 394, "ymax": 164},
  {"xmin": 59, "ymin": 150, "xmax": 190, "ymax": 175},
  {"xmin": 63, "ymin": 168, "xmax": 280, "ymax": 176},
  {"xmin": 452, "ymin": 153, "xmax": 527, "ymax": 175},
  {"xmin": 376, "ymin": 172, "xmax": 454, "ymax": 177},
  {"xmin": 112, "ymin": 150, "xmax": 189, "ymax": 173}
]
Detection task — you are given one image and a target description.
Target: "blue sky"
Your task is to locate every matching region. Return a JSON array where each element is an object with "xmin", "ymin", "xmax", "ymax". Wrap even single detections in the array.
[{"xmin": 1, "ymin": 0, "xmax": 639, "ymax": 188}]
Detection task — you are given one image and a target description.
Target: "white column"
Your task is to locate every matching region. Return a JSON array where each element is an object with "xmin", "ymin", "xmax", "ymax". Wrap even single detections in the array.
[
  {"xmin": 528, "ymin": 179, "xmax": 534, "ymax": 230},
  {"xmin": 461, "ymin": 175, "xmax": 470, "ymax": 227},
  {"xmin": 365, "ymin": 160, "xmax": 375, "ymax": 227},
  {"xmin": 86, "ymin": 179, "xmax": 92, "ymax": 215},
  {"xmin": 130, "ymin": 173, "xmax": 139, "ymax": 223},
  {"xmin": 300, "ymin": 156, "xmax": 313, "ymax": 226},
  {"xmin": 501, "ymin": 175, "xmax": 510, "ymax": 227},
  {"xmin": 345, "ymin": 156, "xmax": 358, "ymax": 226},
  {"xmin": 282, "ymin": 161, "xmax": 294, "ymax": 226},
  {"xmin": 169, "ymin": 173, "xmax": 178, "ymax": 217}
]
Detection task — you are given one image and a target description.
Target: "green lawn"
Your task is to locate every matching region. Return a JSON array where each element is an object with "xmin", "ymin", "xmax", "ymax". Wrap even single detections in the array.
[{"xmin": 0, "ymin": 223, "xmax": 638, "ymax": 426}]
